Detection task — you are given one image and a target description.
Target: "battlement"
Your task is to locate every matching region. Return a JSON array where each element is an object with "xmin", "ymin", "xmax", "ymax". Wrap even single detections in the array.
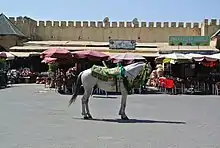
[
  {"xmin": 8, "ymin": 16, "xmax": 220, "ymax": 28},
  {"xmin": 9, "ymin": 16, "xmax": 37, "ymax": 25},
  {"xmin": 6, "ymin": 16, "xmax": 220, "ymax": 42},
  {"xmin": 36, "ymin": 21, "xmax": 202, "ymax": 28}
]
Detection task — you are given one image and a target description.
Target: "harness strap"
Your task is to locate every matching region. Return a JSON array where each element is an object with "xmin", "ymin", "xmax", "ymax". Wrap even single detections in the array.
[{"xmin": 115, "ymin": 78, "xmax": 118, "ymax": 92}]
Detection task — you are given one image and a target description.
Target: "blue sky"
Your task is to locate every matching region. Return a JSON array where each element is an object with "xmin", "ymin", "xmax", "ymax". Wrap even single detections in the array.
[{"xmin": 1, "ymin": 0, "xmax": 220, "ymax": 22}]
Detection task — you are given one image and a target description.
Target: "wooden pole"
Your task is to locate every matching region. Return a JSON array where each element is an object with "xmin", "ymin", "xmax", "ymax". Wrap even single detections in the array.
[{"xmin": 102, "ymin": 61, "xmax": 107, "ymax": 67}]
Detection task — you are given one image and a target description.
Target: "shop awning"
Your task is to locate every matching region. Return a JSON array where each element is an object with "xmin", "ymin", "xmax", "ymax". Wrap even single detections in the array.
[
  {"xmin": 102, "ymin": 52, "xmax": 159, "ymax": 57},
  {"xmin": 9, "ymin": 52, "xmax": 40, "ymax": 57},
  {"xmin": 10, "ymin": 45, "xmax": 159, "ymax": 52}
]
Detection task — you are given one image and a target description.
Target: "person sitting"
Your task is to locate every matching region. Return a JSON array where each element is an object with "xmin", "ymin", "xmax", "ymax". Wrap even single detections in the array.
[{"xmin": 147, "ymin": 70, "xmax": 158, "ymax": 87}]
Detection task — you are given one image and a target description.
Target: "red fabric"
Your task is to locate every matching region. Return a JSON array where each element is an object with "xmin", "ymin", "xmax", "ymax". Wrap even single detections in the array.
[
  {"xmin": 164, "ymin": 79, "xmax": 175, "ymax": 89},
  {"xmin": 159, "ymin": 77, "xmax": 166, "ymax": 87},
  {"xmin": 201, "ymin": 61, "xmax": 216, "ymax": 67},
  {"xmin": 72, "ymin": 50, "xmax": 109, "ymax": 61},
  {"xmin": 158, "ymin": 78, "xmax": 175, "ymax": 89},
  {"xmin": 41, "ymin": 48, "xmax": 71, "ymax": 59}
]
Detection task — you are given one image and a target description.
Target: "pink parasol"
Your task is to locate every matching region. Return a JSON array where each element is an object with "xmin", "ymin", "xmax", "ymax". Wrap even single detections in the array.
[
  {"xmin": 41, "ymin": 57, "xmax": 57, "ymax": 64},
  {"xmin": 41, "ymin": 48, "xmax": 71, "ymax": 59},
  {"xmin": 72, "ymin": 50, "xmax": 109, "ymax": 61},
  {"xmin": 109, "ymin": 53, "xmax": 146, "ymax": 64}
]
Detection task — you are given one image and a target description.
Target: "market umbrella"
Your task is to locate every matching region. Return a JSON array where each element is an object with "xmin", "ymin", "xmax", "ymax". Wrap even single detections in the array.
[
  {"xmin": 203, "ymin": 53, "xmax": 220, "ymax": 61},
  {"xmin": 156, "ymin": 53, "xmax": 191, "ymax": 60},
  {"xmin": 41, "ymin": 57, "xmax": 57, "ymax": 64},
  {"xmin": 185, "ymin": 53, "xmax": 218, "ymax": 62},
  {"xmin": 0, "ymin": 52, "xmax": 15, "ymax": 60},
  {"xmin": 208, "ymin": 53, "xmax": 220, "ymax": 60},
  {"xmin": 109, "ymin": 53, "xmax": 146, "ymax": 64},
  {"xmin": 41, "ymin": 48, "xmax": 71, "ymax": 59},
  {"xmin": 155, "ymin": 53, "xmax": 192, "ymax": 64},
  {"xmin": 185, "ymin": 53, "xmax": 205, "ymax": 58},
  {"xmin": 72, "ymin": 50, "xmax": 109, "ymax": 61}
]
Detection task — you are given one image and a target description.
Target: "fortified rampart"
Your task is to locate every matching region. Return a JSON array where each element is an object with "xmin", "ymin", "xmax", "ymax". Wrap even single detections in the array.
[{"xmin": 8, "ymin": 16, "xmax": 220, "ymax": 43}]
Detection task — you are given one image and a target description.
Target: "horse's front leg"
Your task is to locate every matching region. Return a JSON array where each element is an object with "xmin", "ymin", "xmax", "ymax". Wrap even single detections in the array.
[{"xmin": 119, "ymin": 85, "xmax": 129, "ymax": 120}]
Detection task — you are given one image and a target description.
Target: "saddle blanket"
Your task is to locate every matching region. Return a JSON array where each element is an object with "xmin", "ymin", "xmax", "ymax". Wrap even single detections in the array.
[{"xmin": 91, "ymin": 65, "xmax": 121, "ymax": 81}]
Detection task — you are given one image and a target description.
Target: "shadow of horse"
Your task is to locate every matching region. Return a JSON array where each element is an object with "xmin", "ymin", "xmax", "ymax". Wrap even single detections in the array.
[
  {"xmin": 72, "ymin": 117, "xmax": 186, "ymax": 124},
  {"xmin": 92, "ymin": 95, "xmax": 118, "ymax": 99}
]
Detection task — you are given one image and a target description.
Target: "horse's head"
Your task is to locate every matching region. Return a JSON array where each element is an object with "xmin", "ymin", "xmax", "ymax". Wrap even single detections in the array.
[{"xmin": 124, "ymin": 62, "xmax": 146, "ymax": 80}]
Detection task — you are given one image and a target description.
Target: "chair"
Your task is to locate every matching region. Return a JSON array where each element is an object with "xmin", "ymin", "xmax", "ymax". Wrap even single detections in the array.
[
  {"xmin": 214, "ymin": 82, "xmax": 220, "ymax": 95},
  {"xmin": 164, "ymin": 79, "xmax": 175, "ymax": 94},
  {"xmin": 174, "ymin": 81, "xmax": 185, "ymax": 94},
  {"xmin": 158, "ymin": 77, "xmax": 166, "ymax": 93}
]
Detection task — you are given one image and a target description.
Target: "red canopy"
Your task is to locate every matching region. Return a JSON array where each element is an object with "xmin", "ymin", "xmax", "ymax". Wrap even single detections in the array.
[
  {"xmin": 72, "ymin": 50, "xmax": 109, "ymax": 61},
  {"xmin": 41, "ymin": 48, "xmax": 71, "ymax": 59},
  {"xmin": 0, "ymin": 52, "xmax": 7, "ymax": 59},
  {"xmin": 0, "ymin": 52, "xmax": 15, "ymax": 60},
  {"xmin": 41, "ymin": 57, "xmax": 57, "ymax": 64}
]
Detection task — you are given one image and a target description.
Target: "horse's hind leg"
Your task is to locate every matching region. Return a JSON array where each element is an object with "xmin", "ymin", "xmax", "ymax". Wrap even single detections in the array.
[
  {"xmin": 82, "ymin": 89, "xmax": 93, "ymax": 119},
  {"xmin": 81, "ymin": 95, "xmax": 86, "ymax": 118},
  {"xmin": 85, "ymin": 89, "xmax": 93, "ymax": 119}
]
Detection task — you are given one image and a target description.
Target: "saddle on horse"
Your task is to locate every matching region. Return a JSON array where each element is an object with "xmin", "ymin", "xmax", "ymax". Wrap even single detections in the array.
[
  {"xmin": 91, "ymin": 65, "xmax": 124, "ymax": 81},
  {"xmin": 91, "ymin": 65, "xmax": 129, "ymax": 92}
]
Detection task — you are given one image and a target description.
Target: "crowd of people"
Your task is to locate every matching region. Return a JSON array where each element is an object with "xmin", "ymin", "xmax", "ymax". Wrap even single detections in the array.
[
  {"xmin": 36, "ymin": 67, "xmax": 78, "ymax": 94},
  {"xmin": 147, "ymin": 64, "xmax": 164, "ymax": 87}
]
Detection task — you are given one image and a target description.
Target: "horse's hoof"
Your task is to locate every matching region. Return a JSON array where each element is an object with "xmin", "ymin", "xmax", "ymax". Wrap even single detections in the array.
[
  {"xmin": 121, "ymin": 115, "xmax": 129, "ymax": 120},
  {"xmin": 87, "ymin": 114, "xmax": 93, "ymax": 119},
  {"xmin": 83, "ymin": 115, "xmax": 93, "ymax": 120},
  {"xmin": 83, "ymin": 116, "xmax": 89, "ymax": 120}
]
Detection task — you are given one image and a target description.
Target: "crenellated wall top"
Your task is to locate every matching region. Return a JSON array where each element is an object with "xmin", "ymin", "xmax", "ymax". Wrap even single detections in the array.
[{"xmin": 7, "ymin": 17, "xmax": 220, "ymax": 28}]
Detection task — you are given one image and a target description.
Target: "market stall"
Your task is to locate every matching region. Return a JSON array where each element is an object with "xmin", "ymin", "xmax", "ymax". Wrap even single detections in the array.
[{"xmin": 154, "ymin": 52, "xmax": 220, "ymax": 95}]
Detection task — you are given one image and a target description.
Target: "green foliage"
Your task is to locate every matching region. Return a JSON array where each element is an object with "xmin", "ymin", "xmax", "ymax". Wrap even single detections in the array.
[
  {"xmin": 48, "ymin": 63, "xmax": 57, "ymax": 72},
  {"xmin": 0, "ymin": 58, "xmax": 6, "ymax": 63},
  {"xmin": 0, "ymin": 58, "xmax": 6, "ymax": 69}
]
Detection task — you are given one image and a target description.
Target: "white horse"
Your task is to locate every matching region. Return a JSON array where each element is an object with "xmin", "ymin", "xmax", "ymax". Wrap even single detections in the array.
[{"xmin": 68, "ymin": 62, "xmax": 146, "ymax": 120}]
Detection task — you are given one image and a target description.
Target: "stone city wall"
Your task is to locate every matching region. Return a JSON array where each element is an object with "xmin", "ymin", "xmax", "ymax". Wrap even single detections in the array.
[{"xmin": 8, "ymin": 16, "xmax": 220, "ymax": 42}]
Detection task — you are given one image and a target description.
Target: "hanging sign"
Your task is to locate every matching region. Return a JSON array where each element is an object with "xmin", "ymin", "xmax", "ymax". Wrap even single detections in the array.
[
  {"xmin": 169, "ymin": 36, "xmax": 210, "ymax": 46},
  {"xmin": 109, "ymin": 40, "xmax": 136, "ymax": 50}
]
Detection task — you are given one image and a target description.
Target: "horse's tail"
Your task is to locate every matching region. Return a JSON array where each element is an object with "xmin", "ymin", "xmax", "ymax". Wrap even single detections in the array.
[{"xmin": 68, "ymin": 72, "xmax": 83, "ymax": 106}]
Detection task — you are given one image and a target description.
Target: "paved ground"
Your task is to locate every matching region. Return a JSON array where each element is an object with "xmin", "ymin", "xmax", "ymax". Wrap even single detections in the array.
[{"xmin": 0, "ymin": 84, "xmax": 220, "ymax": 148}]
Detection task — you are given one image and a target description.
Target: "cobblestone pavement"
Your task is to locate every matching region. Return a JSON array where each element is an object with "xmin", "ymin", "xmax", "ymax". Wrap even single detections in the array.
[{"xmin": 0, "ymin": 84, "xmax": 220, "ymax": 148}]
